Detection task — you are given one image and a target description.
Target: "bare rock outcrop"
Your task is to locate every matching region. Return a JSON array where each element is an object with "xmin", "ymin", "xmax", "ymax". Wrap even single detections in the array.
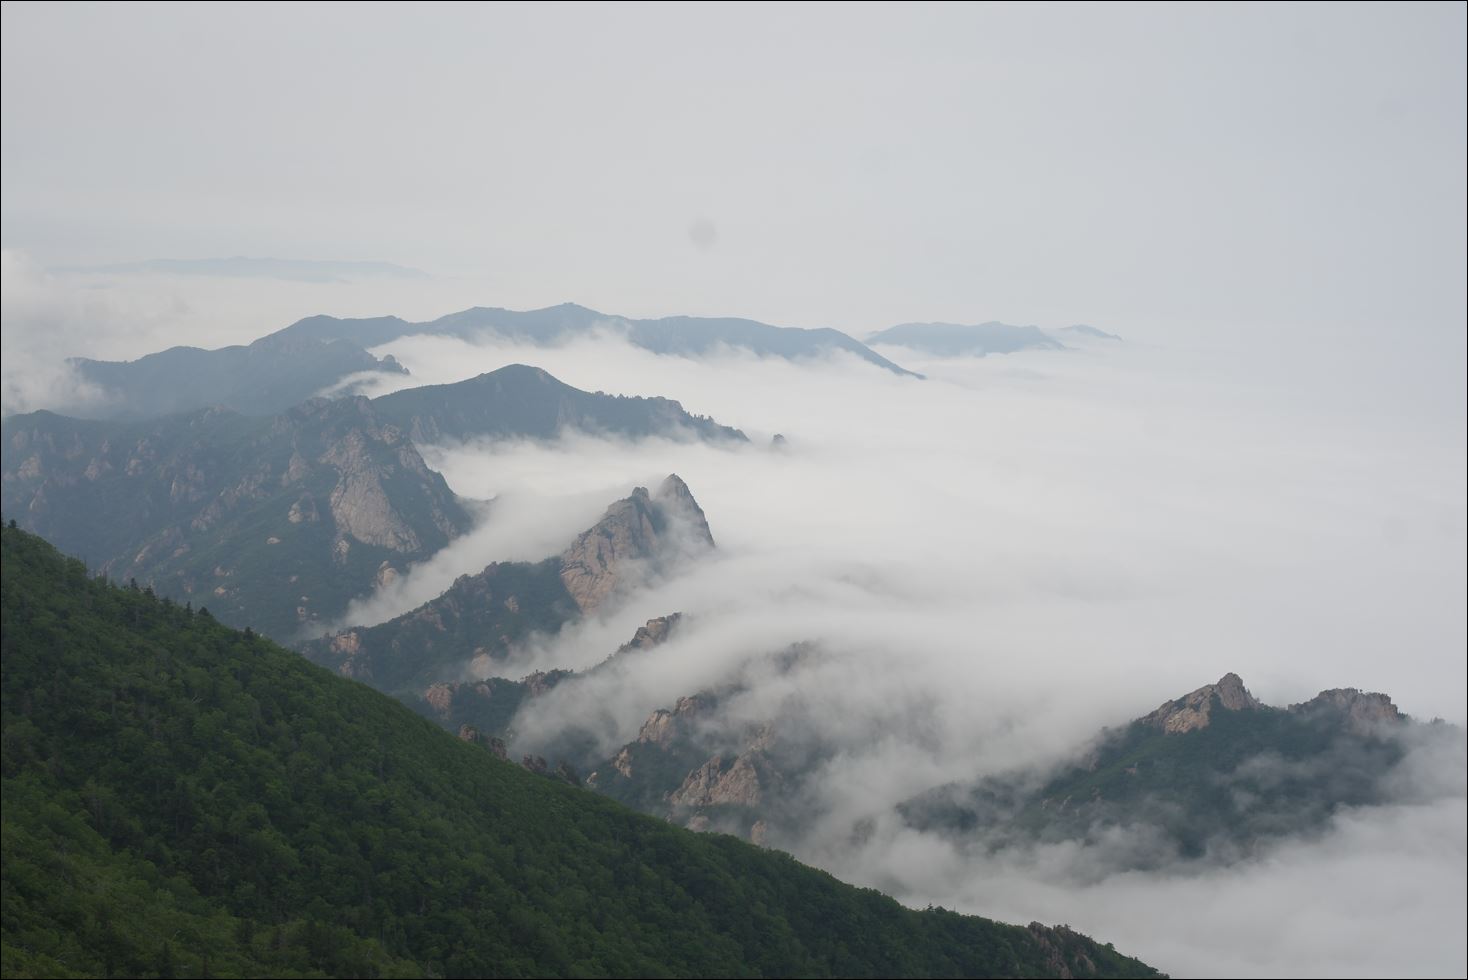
[
  {"xmin": 634, "ymin": 695, "xmax": 712, "ymax": 748},
  {"xmin": 668, "ymin": 755, "xmax": 764, "ymax": 808},
  {"xmin": 1290, "ymin": 687, "xmax": 1403, "ymax": 735},
  {"xmin": 1142, "ymin": 672, "xmax": 1261, "ymax": 734},
  {"xmin": 557, "ymin": 474, "xmax": 713, "ymax": 612},
  {"xmin": 590, "ymin": 613, "xmax": 685, "ymax": 675}
]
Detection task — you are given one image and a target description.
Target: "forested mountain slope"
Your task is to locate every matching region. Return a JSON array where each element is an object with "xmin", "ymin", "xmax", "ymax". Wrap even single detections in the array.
[{"xmin": 0, "ymin": 525, "xmax": 1162, "ymax": 979}]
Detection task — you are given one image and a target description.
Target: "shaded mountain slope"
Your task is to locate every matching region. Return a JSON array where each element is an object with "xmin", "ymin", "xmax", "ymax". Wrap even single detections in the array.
[
  {"xmin": 2, "ymin": 367, "xmax": 741, "ymax": 642},
  {"xmin": 901, "ymin": 673, "xmax": 1439, "ymax": 866},
  {"xmin": 304, "ymin": 475, "xmax": 714, "ymax": 696},
  {"xmin": 1, "ymin": 397, "xmax": 470, "ymax": 640},
  {"xmin": 68, "ymin": 324, "xmax": 409, "ymax": 419},
  {"xmin": 0, "ymin": 524, "xmax": 1162, "ymax": 979},
  {"xmin": 372, "ymin": 363, "xmax": 746, "ymax": 444}
]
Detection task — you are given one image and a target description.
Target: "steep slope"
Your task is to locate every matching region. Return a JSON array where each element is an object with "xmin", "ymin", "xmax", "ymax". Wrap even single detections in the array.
[
  {"xmin": 868, "ymin": 321, "xmax": 1066, "ymax": 357},
  {"xmin": 0, "ymin": 524, "xmax": 1162, "ymax": 979},
  {"xmin": 574, "ymin": 644, "xmax": 841, "ymax": 845},
  {"xmin": 1, "ymin": 398, "xmax": 470, "ymax": 640},
  {"xmin": 901, "ymin": 673, "xmax": 1436, "ymax": 865},
  {"xmin": 1, "ymin": 366, "xmax": 740, "ymax": 641},
  {"xmin": 372, "ymin": 363, "xmax": 747, "ymax": 443},
  {"xmin": 305, "ymin": 475, "xmax": 714, "ymax": 696}
]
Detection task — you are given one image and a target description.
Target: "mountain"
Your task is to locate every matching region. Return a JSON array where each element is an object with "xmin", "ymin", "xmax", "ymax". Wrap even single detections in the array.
[
  {"xmin": 291, "ymin": 303, "xmax": 922, "ymax": 377},
  {"xmin": 0, "ymin": 523, "xmax": 1162, "ymax": 978},
  {"xmin": 68, "ymin": 327, "xmax": 410, "ymax": 419},
  {"xmin": 372, "ymin": 363, "xmax": 747, "ymax": 444},
  {"xmin": 66, "ymin": 303, "xmax": 918, "ymax": 419},
  {"xmin": 2, "ymin": 368, "xmax": 742, "ymax": 640},
  {"xmin": 581, "ymin": 645, "xmax": 829, "ymax": 844},
  {"xmin": 900, "ymin": 673, "xmax": 1440, "ymax": 867},
  {"xmin": 867, "ymin": 322, "xmax": 1066, "ymax": 357},
  {"xmin": 304, "ymin": 475, "xmax": 714, "ymax": 697},
  {"xmin": 1, "ymin": 397, "xmax": 470, "ymax": 640}
]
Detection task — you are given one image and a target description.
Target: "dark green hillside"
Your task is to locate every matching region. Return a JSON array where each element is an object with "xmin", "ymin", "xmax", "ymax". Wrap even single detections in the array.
[{"xmin": 0, "ymin": 525, "xmax": 1162, "ymax": 978}]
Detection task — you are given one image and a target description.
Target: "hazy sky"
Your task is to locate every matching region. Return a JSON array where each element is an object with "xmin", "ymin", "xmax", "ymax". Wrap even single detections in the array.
[{"xmin": 3, "ymin": 3, "xmax": 1465, "ymax": 346}]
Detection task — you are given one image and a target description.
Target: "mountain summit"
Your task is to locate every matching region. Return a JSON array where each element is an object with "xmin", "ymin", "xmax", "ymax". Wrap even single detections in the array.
[
  {"xmin": 1142, "ymin": 672, "xmax": 1262, "ymax": 734},
  {"xmin": 559, "ymin": 474, "xmax": 715, "ymax": 612}
]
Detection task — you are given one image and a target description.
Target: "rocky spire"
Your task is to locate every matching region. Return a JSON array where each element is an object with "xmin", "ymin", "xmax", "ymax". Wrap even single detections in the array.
[
  {"xmin": 1141, "ymin": 672, "xmax": 1261, "ymax": 734},
  {"xmin": 557, "ymin": 475, "xmax": 714, "ymax": 612}
]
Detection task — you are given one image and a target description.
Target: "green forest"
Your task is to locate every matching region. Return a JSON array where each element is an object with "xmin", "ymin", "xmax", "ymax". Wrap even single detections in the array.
[{"xmin": 0, "ymin": 524, "xmax": 1161, "ymax": 978}]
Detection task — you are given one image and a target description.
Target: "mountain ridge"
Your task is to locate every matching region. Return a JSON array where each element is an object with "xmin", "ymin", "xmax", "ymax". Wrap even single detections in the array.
[
  {"xmin": 63, "ymin": 302, "xmax": 919, "ymax": 419},
  {"xmin": 303, "ymin": 475, "xmax": 716, "ymax": 696}
]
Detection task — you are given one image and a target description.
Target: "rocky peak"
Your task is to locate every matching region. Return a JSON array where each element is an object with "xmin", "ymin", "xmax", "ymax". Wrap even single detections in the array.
[
  {"xmin": 595, "ymin": 613, "xmax": 684, "ymax": 672},
  {"xmin": 1142, "ymin": 672, "xmax": 1261, "ymax": 734},
  {"xmin": 623, "ymin": 613, "xmax": 682, "ymax": 652},
  {"xmin": 634, "ymin": 694, "xmax": 713, "ymax": 748},
  {"xmin": 653, "ymin": 474, "xmax": 715, "ymax": 548},
  {"xmin": 1289, "ymin": 688, "xmax": 1403, "ymax": 735},
  {"xmin": 557, "ymin": 476, "xmax": 714, "ymax": 612}
]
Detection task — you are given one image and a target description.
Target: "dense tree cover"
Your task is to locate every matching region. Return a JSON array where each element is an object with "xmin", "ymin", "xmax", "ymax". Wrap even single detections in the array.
[{"xmin": 1, "ymin": 526, "xmax": 1162, "ymax": 978}]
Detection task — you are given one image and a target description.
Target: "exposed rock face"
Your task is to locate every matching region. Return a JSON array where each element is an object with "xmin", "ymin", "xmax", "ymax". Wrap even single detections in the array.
[
  {"xmin": 1290, "ymin": 688, "xmax": 1403, "ymax": 735},
  {"xmin": 304, "ymin": 482, "xmax": 710, "ymax": 700},
  {"xmin": 620, "ymin": 614, "xmax": 681, "ymax": 655},
  {"xmin": 635, "ymin": 695, "xmax": 712, "ymax": 749},
  {"xmin": 591, "ymin": 612, "xmax": 685, "ymax": 673},
  {"xmin": 558, "ymin": 475, "xmax": 714, "ymax": 612},
  {"xmin": 1142, "ymin": 672, "xmax": 1261, "ymax": 734},
  {"xmin": 668, "ymin": 755, "xmax": 764, "ymax": 808}
]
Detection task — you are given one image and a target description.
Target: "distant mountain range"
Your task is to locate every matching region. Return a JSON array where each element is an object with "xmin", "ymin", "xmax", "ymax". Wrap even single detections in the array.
[
  {"xmin": 53, "ymin": 303, "xmax": 1123, "ymax": 422},
  {"xmin": 64, "ymin": 302, "xmax": 919, "ymax": 419},
  {"xmin": 868, "ymin": 321, "xmax": 1121, "ymax": 357},
  {"xmin": 1, "ymin": 523, "xmax": 1161, "ymax": 979},
  {"xmin": 1, "ymin": 367, "xmax": 740, "ymax": 640}
]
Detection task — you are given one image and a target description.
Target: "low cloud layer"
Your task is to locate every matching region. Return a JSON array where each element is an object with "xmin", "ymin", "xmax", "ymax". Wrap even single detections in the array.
[
  {"xmin": 3, "ymin": 263, "xmax": 1462, "ymax": 976},
  {"xmin": 312, "ymin": 325, "xmax": 1467, "ymax": 978}
]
